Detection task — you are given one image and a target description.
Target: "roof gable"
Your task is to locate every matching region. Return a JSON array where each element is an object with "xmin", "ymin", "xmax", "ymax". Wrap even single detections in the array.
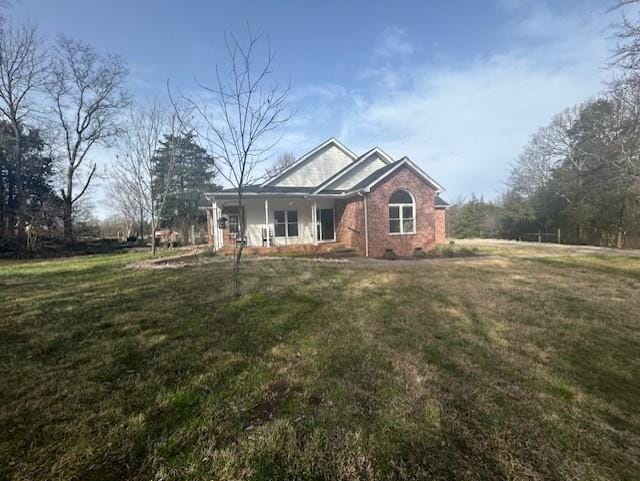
[
  {"xmin": 262, "ymin": 138, "xmax": 357, "ymax": 188},
  {"xmin": 313, "ymin": 147, "xmax": 393, "ymax": 194},
  {"xmin": 348, "ymin": 157, "xmax": 445, "ymax": 193}
]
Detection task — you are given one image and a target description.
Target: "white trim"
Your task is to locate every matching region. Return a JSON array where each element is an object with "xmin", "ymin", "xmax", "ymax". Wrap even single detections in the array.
[
  {"xmin": 212, "ymin": 191, "xmax": 311, "ymax": 198},
  {"xmin": 363, "ymin": 194, "xmax": 369, "ymax": 257},
  {"xmin": 312, "ymin": 200, "xmax": 318, "ymax": 246},
  {"xmin": 212, "ymin": 200, "xmax": 220, "ymax": 249},
  {"xmin": 388, "ymin": 189, "xmax": 416, "ymax": 235},
  {"xmin": 261, "ymin": 137, "xmax": 358, "ymax": 187},
  {"xmin": 273, "ymin": 208, "xmax": 299, "ymax": 244},
  {"xmin": 309, "ymin": 147, "xmax": 394, "ymax": 195},
  {"xmin": 348, "ymin": 157, "xmax": 445, "ymax": 194},
  {"xmin": 264, "ymin": 199, "xmax": 270, "ymax": 247},
  {"xmin": 315, "ymin": 207, "xmax": 336, "ymax": 242}
]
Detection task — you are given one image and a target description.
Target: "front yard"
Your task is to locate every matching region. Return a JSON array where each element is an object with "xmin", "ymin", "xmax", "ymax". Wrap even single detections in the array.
[{"xmin": 1, "ymin": 244, "xmax": 639, "ymax": 480}]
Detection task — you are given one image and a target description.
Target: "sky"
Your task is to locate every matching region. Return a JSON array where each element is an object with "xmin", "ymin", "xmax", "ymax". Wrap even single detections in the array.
[{"xmin": 10, "ymin": 0, "xmax": 639, "ymax": 217}]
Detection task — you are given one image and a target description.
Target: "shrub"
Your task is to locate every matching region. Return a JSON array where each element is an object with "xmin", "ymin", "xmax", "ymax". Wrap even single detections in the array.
[
  {"xmin": 382, "ymin": 249, "xmax": 398, "ymax": 260},
  {"xmin": 412, "ymin": 247, "xmax": 428, "ymax": 258}
]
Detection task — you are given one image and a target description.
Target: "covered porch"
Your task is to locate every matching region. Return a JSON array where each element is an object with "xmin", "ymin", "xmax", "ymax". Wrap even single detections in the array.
[{"xmin": 210, "ymin": 196, "xmax": 340, "ymax": 250}]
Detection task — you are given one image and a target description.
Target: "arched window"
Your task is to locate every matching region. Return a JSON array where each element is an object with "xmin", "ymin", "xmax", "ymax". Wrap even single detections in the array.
[{"xmin": 389, "ymin": 190, "xmax": 415, "ymax": 234}]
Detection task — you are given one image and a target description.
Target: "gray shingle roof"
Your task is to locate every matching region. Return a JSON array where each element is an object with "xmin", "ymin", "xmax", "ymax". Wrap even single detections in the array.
[
  {"xmin": 435, "ymin": 194, "xmax": 449, "ymax": 207},
  {"xmin": 346, "ymin": 161, "xmax": 400, "ymax": 192}
]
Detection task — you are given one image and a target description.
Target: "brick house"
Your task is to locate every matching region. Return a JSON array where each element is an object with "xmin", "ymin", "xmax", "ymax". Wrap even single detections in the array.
[{"xmin": 205, "ymin": 138, "xmax": 448, "ymax": 257}]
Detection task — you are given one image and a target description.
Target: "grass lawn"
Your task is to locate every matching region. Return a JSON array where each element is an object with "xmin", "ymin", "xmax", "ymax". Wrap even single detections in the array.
[{"xmin": 1, "ymin": 245, "xmax": 639, "ymax": 480}]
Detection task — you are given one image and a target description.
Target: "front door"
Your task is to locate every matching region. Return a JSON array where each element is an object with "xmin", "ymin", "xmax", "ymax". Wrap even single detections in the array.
[{"xmin": 316, "ymin": 208, "xmax": 335, "ymax": 242}]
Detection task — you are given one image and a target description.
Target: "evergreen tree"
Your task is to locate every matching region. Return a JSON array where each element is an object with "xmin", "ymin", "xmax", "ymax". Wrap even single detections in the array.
[
  {"xmin": 152, "ymin": 132, "xmax": 216, "ymax": 241},
  {"xmin": 0, "ymin": 123, "xmax": 60, "ymax": 238}
]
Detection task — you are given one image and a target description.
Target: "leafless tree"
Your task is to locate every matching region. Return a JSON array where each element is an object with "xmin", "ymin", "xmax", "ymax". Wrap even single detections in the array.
[
  {"xmin": 611, "ymin": 1, "xmax": 640, "ymax": 74},
  {"xmin": 608, "ymin": 81, "xmax": 640, "ymax": 182},
  {"xmin": 47, "ymin": 35, "xmax": 129, "ymax": 243},
  {"xmin": 509, "ymin": 107, "xmax": 585, "ymax": 202},
  {"xmin": 182, "ymin": 26, "xmax": 291, "ymax": 296},
  {"xmin": 113, "ymin": 99, "xmax": 183, "ymax": 255},
  {"xmin": 263, "ymin": 151, "xmax": 296, "ymax": 180},
  {"xmin": 0, "ymin": 20, "xmax": 47, "ymax": 236},
  {"xmin": 106, "ymin": 163, "xmax": 145, "ymax": 239}
]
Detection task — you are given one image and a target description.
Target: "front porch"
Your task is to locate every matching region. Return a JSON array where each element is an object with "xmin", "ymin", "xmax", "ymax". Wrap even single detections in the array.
[{"xmin": 211, "ymin": 197, "xmax": 344, "ymax": 251}]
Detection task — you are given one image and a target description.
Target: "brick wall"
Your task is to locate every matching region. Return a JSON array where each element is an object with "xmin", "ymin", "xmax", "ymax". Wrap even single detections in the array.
[
  {"xmin": 366, "ymin": 166, "xmax": 440, "ymax": 257},
  {"xmin": 335, "ymin": 197, "xmax": 365, "ymax": 254},
  {"xmin": 435, "ymin": 208, "xmax": 446, "ymax": 244},
  {"xmin": 220, "ymin": 206, "xmax": 241, "ymax": 247}
]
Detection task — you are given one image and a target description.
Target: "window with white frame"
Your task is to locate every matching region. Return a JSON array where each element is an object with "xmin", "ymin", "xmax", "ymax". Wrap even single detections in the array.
[
  {"xmin": 228, "ymin": 214, "xmax": 239, "ymax": 234},
  {"xmin": 389, "ymin": 190, "xmax": 415, "ymax": 234},
  {"xmin": 274, "ymin": 210, "xmax": 298, "ymax": 237}
]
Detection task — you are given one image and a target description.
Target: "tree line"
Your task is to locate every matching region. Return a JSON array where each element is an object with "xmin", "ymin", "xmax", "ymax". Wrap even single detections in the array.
[
  {"xmin": 448, "ymin": 1, "xmax": 640, "ymax": 248},
  {"xmin": 0, "ymin": 5, "xmax": 291, "ymax": 264},
  {"xmin": 0, "ymin": 16, "xmax": 129, "ymax": 246}
]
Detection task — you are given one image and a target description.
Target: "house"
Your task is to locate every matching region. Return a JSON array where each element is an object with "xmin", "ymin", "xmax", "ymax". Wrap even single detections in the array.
[{"xmin": 204, "ymin": 138, "xmax": 448, "ymax": 257}]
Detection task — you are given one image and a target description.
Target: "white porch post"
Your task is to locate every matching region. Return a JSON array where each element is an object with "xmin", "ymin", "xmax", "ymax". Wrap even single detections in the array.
[
  {"xmin": 264, "ymin": 199, "xmax": 270, "ymax": 247},
  {"xmin": 312, "ymin": 199, "xmax": 318, "ymax": 246},
  {"xmin": 212, "ymin": 200, "xmax": 219, "ymax": 250}
]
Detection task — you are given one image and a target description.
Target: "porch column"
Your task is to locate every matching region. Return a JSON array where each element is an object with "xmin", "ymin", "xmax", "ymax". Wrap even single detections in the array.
[
  {"xmin": 312, "ymin": 199, "xmax": 318, "ymax": 246},
  {"xmin": 212, "ymin": 200, "xmax": 219, "ymax": 250},
  {"xmin": 264, "ymin": 199, "xmax": 270, "ymax": 247}
]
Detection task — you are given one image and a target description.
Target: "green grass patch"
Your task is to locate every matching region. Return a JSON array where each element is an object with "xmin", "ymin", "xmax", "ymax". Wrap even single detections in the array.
[{"xmin": 1, "ymin": 247, "xmax": 639, "ymax": 480}]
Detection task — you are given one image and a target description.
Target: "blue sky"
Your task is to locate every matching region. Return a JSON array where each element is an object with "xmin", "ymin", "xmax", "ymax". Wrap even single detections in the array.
[{"xmin": 11, "ymin": 0, "xmax": 636, "ymax": 215}]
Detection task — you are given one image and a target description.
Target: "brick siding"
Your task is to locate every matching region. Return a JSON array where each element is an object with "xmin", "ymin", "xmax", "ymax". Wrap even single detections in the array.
[
  {"xmin": 335, "ymin": 197, "xmax": 365, "ymax": 254},
  {"xmin": 335, "ymin": 165, "xmax": 445, "ymax": 257},
  {"xmin": 435, "ymin": 208, "xmax": 446, "ymax": 244}
]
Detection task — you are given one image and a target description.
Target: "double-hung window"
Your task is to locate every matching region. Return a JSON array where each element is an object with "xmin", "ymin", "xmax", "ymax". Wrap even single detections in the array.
[
  {"xmin": 228, "ymin": 214, "xmax": 239, "ymax": 234},
  {"xmin": 274, "ymin": 210, "xmax": 298, "ymax": 237}
]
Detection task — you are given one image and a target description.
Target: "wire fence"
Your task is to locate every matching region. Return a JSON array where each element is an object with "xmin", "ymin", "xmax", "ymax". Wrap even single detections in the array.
[{"xmin": 519, "ymin": 229, "xmax": 561, "ymax": 243}]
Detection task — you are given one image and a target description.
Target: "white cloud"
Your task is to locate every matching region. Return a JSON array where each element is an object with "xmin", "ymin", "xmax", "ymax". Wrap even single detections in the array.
[
  {"xmin": 289, "ymin": 83, "xmax": 346, "ymax": 102},
  {"xmin": 325, "ymin": 2, "xmax": 617, "ymax": 200},
  {"xmin": 374, "ymin": 26, "xmax": 415, "ymax": 58}
]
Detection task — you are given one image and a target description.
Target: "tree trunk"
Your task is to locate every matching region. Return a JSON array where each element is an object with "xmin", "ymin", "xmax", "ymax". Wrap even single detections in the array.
[
  {"xmin": 233, "ymin": 193, "xmax": 244, "ymax": 297},
  {"xmin": 63, "ymin": 169, "xmax": 74, "ymax": 244},
  {"xmin": 150, "ymin": 208, "xmax": 157, "ymax": 255},
  {"xmin": 616, "ymin": 206, "xmax": 626, "ymax": 249},
  {"xmin": 139, "ymin": 207, "xmax": 144, "ymax": 241},
  {"xmin": 63, "ymin": 196, "xmax": 73, "ymax": 244},
  {"xmin": 12, "ymin": 123, "xmax": 25, "ymax": 238},
  {"xmin": 4, "ymin": 168, "xmax": 15, "ymax": 237}
]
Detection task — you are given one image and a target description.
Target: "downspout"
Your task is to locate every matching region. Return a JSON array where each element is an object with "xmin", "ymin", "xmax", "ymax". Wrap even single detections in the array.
[{"xmin": 358, "ymin": 191, "xmax": 369, "ymax": 257}]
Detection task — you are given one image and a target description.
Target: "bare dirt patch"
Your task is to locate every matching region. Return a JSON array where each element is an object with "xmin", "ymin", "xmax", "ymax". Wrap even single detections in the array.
[
  {"xmin": 126, "ymin": 247, "xmax": 216, "ymax": 269},
  {"xmin": 246, "ymin": 379, "xmax": 296, "ymax": 430}
]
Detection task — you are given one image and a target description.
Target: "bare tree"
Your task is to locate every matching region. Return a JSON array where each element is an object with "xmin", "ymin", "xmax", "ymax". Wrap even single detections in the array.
[
  {"xmin": 611, "ymin": 1, "xmax": 640, "ymax": 74},
  {"xmin": 114, "ymin": 99, "xmax": 183, "ymax": 255},
  {"xmin": 183, "ymin": 26, "xmax": 291, "ymax": 296},
  {"xmin": 608, "ymin": 81, "xmax": 640, "ymax": 182},
  {"xmin": 264, "ymin": 151, "xmax": 296, "ymax": 180},
  {"xmin": 106, "ymin": 164, "xmax": 145, "ymax": 239},
  {"xmin": 0, "ymin": 20, "xmax": 47, "ymax": 236},
  {"xmin": 508, "ymin": 107, "xmax": 586, "ymax": 202},
  {"xmin": 47, "ymin": 35, "xmax": 129, "ymax": 243}
]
